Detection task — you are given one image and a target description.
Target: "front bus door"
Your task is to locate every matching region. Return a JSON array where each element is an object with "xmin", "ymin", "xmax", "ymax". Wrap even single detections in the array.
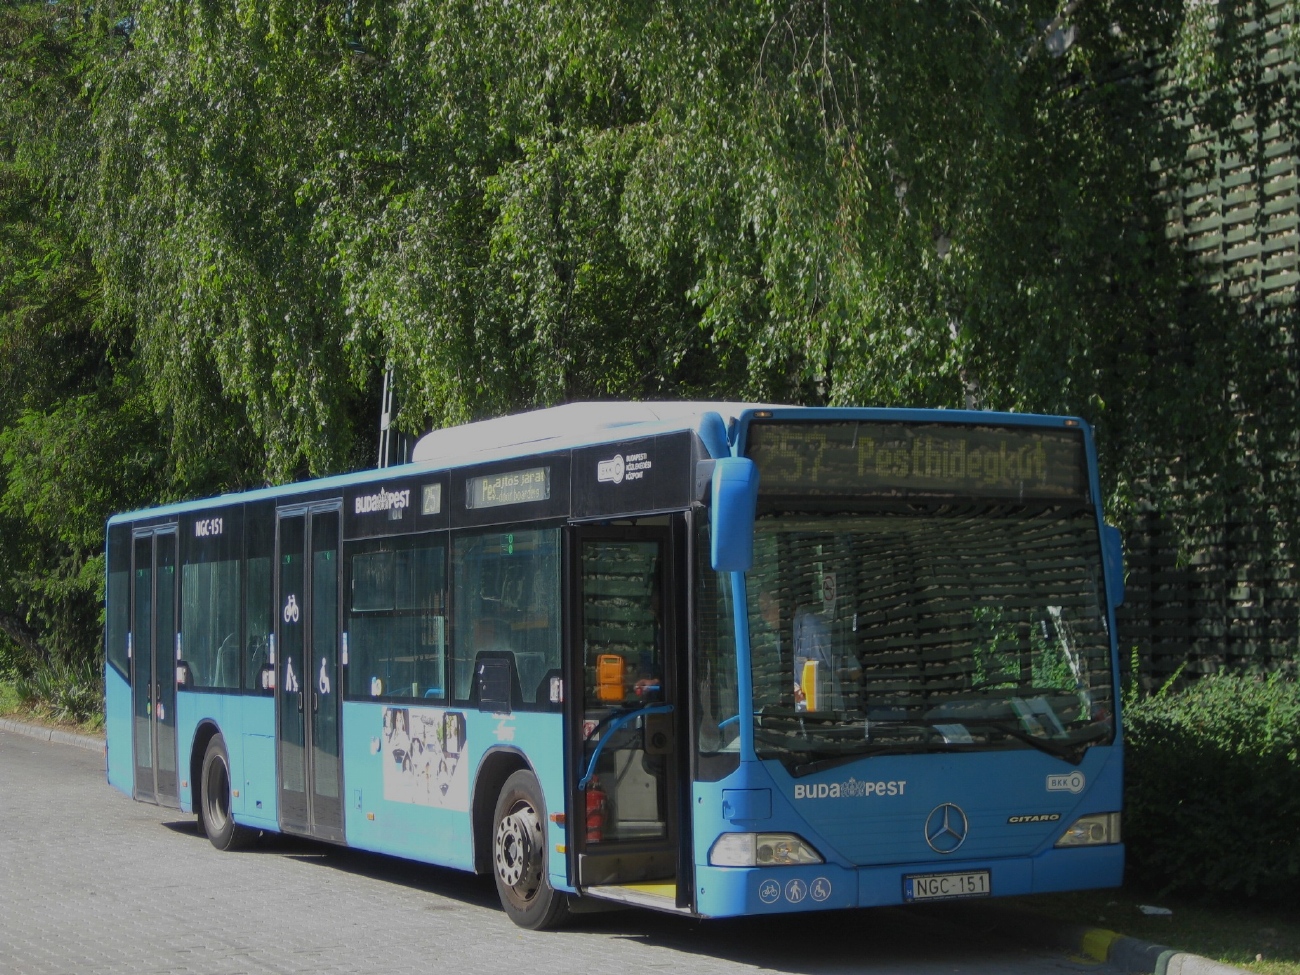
[
  {"xmin": 131, "ymin": 527, "xmax": 179, "ymax": 806},
  {"xmin": 275, "ymin": 504, "xmax": 344, "ymax": 842},
  {"xmin": 570, "ymin": 526, "xmax": 681, "ymax": 899}
]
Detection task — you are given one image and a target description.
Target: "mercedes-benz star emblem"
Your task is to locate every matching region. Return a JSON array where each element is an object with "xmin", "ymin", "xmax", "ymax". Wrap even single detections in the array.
[{"xmin": 924, "ymin": 802, "xmax": 969, "ymax": 854}]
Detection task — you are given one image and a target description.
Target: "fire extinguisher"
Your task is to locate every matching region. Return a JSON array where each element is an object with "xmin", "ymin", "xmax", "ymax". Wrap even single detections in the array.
[{"xmin": 585, "ymin": 777, "xmax": 607, "ymax": 842}]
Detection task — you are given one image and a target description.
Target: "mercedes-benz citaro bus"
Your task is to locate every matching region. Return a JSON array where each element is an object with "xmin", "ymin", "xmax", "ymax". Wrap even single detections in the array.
[{"xmin": 103, "ymin": 402, "xmax": 1125, "ymax": 929}]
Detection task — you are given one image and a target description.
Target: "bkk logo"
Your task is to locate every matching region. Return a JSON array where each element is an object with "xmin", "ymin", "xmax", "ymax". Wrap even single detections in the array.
[
  {"xmin": 793, "ymin": 778, "xmax": 906, "ymax": 800},
  {"xmin": 597, "ymin": 454, "xmax": 626, "ymax": 484},
  {"xmin": 598, "ymin": 452, "xmax": 652, "ymax": 485},
  {"xmin": 1046, "ymin": 771, "xmax": 1086, "ymax": 794}
]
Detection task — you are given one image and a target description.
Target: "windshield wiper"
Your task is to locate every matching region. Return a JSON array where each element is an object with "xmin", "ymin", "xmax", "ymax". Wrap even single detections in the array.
[
  {"xmin": 755, "ymin": 724, "xmax": 954, "ymax": 777},
  {"xmin": 963, "ymin": 720, "xmax": 1112, "ymax": 765},
  {"xmin": 764, "ymin": 719, "xmax": 1112, "ymax": 776},
  {"xmin": 788, "ymin": 743, "xmax": 947, "ymax": 778}
]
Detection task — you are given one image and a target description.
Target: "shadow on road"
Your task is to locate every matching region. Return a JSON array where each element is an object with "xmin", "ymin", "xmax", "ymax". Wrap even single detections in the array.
[{"xmin": 159, "ymin": 817, "xmax": 1063, "ymax": 975}]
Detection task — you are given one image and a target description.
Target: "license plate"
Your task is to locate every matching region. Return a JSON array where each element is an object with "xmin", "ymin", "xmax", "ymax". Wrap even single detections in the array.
[{"xmin": 903, "ymin": 870, "xmax": 991, "ymax": 902}]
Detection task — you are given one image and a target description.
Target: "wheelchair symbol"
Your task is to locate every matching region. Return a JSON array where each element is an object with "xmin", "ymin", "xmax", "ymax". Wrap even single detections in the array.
[{"xmin": 810, "ymin": 877, "xmax": 832, "ymax": 902}]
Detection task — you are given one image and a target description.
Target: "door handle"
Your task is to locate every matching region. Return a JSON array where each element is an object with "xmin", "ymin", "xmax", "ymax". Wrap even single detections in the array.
[{"xmin": 313, "ymin": 691, "xmax": 319, "ymax": 713}]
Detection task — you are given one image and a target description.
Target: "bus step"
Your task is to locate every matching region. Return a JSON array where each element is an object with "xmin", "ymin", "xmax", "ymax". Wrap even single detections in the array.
[{"xmin": 581, "ymin": 882, "xmax": 692, "ymax": 914}]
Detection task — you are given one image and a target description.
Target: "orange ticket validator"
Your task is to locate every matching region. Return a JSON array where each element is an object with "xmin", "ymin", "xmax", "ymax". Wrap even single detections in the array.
[{"xmin": 597, "ymin": 654, "xmax": 626, "ymax": 702}]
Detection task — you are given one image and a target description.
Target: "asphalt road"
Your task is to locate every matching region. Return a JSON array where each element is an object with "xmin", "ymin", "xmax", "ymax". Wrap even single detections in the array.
[{"xmin": 0, "ymin": 727, "xmax": 1118, "ymax": 975}]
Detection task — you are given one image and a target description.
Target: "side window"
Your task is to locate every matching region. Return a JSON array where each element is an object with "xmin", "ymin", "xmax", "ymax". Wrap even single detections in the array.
[
  {"xmin": 244, "ymin": 503, "xmax": 275, "ymax": 693},
  {"xmin": 345, "ymin": 535, "xmax": 448, "ymax": 702},
  {"xmin": 181, "ymin": 509, "xmax": 243, "ymax": 690},
  {"xmin": 452, "ymin": 528, "xmax": 561, "ymax": 710},
  {"xmin": 105, "ymin": 523, "xmax": 131, "ymax": 679}
]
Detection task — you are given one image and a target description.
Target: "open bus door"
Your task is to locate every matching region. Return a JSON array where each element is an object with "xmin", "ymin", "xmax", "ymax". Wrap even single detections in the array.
[{"xmin": 567, "ymin": 524, "xmax": 691, "ymax": 913}]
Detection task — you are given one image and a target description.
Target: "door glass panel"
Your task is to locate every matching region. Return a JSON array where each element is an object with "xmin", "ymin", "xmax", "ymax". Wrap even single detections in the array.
[
  {"xmin": 155, "ymin": 534, "xmax": 178, "ymax": 795},
  {"xmin": 132, "ymin": 536, "xmax": 154, "ymax": 792},
  {"xmin": 581, "ymin": 538, "xmax": 667, "ymax": 843},
  {"xmin": 278, "ymin": 515, "xmax": 307, "ymax": 800},
  {"xmin": 310, "ymin": 511, "xmax": 340, "ymax": 803}
]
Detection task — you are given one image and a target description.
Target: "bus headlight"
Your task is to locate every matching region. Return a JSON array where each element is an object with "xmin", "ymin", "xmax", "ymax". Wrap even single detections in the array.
[
  {"xmin": 709, "ymin": 832, "xmax": 824, "ymax": 866},
  {"xmin": 1055, "ymin": 813, "xmax": 1121, "ymax": 847}
]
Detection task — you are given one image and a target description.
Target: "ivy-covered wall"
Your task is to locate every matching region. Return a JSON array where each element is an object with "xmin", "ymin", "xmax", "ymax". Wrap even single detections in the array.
[{"xmin": 1121, "ymin": 0, "xmax": 1299, "ymax": 685}]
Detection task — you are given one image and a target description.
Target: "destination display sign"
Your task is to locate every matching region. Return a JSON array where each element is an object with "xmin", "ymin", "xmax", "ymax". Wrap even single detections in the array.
[
  {"xmin": 745, "ymin": 422, "xmax": 1088, "ymax": 501},
  {"xmin": 466, "ymin": 466, "xmax": 551, "ymax": 509}
]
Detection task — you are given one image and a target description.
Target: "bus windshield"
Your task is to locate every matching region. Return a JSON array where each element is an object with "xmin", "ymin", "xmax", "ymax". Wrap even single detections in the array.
[{"xmin": 743, "ymin": 422, "xmax": 1116, "ymax": 775}]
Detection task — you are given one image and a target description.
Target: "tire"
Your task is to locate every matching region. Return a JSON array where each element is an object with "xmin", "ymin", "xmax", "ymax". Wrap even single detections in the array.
[
  {"xmin": 491, "ymin": 769, "xmax": 571, "ymax": 930},
  {"xmin": 199, "ymin": 733, "xmax": 255, "ymax": 851}
]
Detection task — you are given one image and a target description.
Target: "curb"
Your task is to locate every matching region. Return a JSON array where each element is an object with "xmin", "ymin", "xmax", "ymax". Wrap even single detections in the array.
[
  {"xmin": 1077, "ymin": 925, "xmax": 1250, "ymax": 975},
  {"xmin": 0, "ymin": 716, "xmax": 105, "ymax": 754},
  {"xmin": 942, "ymin": 904, "xmax": 1251, "ymax": 975}
]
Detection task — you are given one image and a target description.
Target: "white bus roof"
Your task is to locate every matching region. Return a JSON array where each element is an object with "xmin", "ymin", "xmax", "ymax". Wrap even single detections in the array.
[{"xmin": 410, "ymin": 400, "xmax": 773, "ymax": 464}]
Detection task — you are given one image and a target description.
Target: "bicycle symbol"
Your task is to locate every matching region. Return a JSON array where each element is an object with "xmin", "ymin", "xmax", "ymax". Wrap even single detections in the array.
[
  {"xmin": 758, "ymin": 880, "xmax": 781, "ymax": 904},
  {"xmin": 283, "ymin": 594, "xmax": 300, "ymax": 624}
]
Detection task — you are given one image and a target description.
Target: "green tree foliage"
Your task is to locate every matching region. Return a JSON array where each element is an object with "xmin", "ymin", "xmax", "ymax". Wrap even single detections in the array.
[
  {"xmin": 71, "ymin": 0, "xmax": 1296, "ymax": 504},
  {"xmin": 0, "ymin": 2, "xmax": 177, "ymax": 674}
]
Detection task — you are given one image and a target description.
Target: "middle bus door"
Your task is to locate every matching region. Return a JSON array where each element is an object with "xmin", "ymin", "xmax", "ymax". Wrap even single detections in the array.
[
  {"xmin": 569, "ymin": 526, "xmax": 680, "ymax": 892},
  {"xmin": 275, "ymin": 504, "xmax": 345, "ymax": 843}
]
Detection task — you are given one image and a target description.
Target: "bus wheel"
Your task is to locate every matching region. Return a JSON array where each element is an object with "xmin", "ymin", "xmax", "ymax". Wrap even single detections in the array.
[
  {"xmin": 199, "ymin": 734, "xmax": 255, "ymax": 851},
  {"xmin": 492, "ymin": 769, "xmax": 570, "ymax": 929}
]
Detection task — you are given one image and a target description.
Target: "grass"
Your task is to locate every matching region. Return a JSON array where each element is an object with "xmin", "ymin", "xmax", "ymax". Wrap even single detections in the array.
[
  {"xmin": 0, "ymin": 679, "xmax": 20, "ymax": 716},
  {"xmin": 0, "ymin": 676, "xmax": 104, "ymax": 735},
  {"xmin": 1007, "ymin": 887, "xmax": 1300, "ymax": 975}
]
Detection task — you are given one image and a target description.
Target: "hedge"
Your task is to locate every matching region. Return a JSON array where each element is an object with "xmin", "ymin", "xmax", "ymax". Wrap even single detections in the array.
[{"xmin": 1124, "ymin": 673, "xmax": 1300, "ymax": 898}]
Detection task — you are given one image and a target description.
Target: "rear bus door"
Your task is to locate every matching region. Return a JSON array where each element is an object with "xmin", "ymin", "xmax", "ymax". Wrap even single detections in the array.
[{"xmin": 130, "ymin": 526, "xmax": 180, "ymax": 807}]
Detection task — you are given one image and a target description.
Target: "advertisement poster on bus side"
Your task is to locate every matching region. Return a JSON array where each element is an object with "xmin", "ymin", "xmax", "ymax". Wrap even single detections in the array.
[{"xmin": 379, "ymin": 707, "xmax": 469, "ymax": 811}]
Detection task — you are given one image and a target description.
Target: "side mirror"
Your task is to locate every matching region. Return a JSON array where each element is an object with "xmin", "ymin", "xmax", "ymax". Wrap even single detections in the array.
[
  {"xmin": 1102, "ymin": 524, "xmax": 1125, "ymax": 609},
  {"xmin": 710, "ymin": 457, "xmax": 759, "ymax": 571}
]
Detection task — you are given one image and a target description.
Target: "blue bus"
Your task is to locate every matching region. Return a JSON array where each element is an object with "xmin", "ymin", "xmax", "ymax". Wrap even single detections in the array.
[{"xmin": 104, "ymin": 402, "xmax": 1125, "ymax": 929}]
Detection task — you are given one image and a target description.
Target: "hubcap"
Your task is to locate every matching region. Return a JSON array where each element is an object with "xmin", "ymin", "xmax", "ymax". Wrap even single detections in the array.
[{"xmin": 495, "ymin": 800, "xmax": 543, "ymax": 897}]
